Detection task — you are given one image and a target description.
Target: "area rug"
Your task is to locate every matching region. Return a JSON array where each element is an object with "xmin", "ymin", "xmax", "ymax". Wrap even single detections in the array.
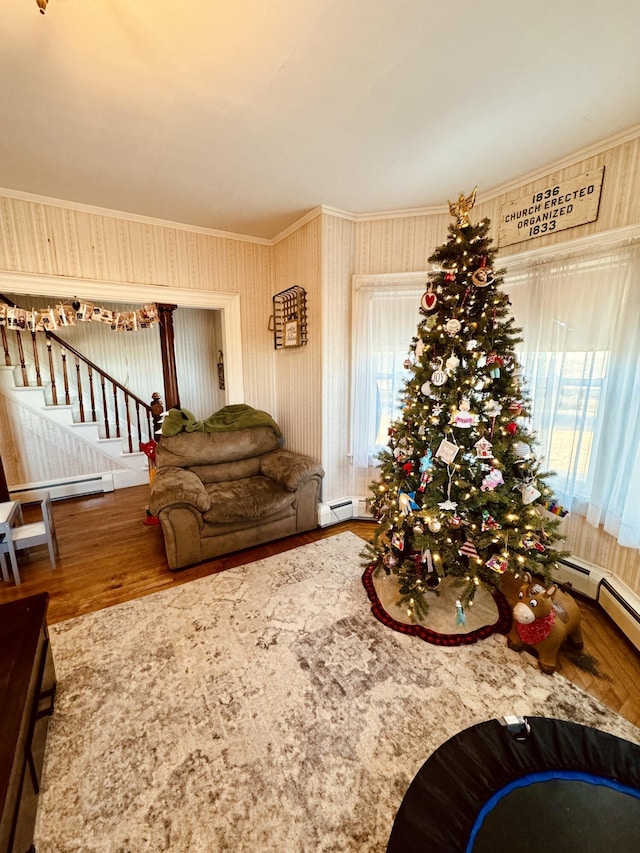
[{"xmin": 35, "ymin": 532, "xmax": 640, "ymax": 853}]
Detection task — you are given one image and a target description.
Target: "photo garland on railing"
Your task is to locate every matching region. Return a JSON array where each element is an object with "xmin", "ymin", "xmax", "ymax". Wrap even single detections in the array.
[{"xmin": 0, "ymin": 301, "xmax": 160, "ymax": 332}]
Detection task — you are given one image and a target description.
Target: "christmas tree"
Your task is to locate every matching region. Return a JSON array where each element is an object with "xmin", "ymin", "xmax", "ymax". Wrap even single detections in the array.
[{"xmin": 363, "ymin": 189, "xmax": 567, "ymax": 623}]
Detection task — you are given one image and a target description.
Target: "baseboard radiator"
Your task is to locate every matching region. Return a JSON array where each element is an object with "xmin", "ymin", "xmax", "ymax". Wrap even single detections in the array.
[
  {"xmin": 318, "ymin": 496, "xmax": 373, "ymax": 527},
  {"xmin": 553, "ymin": 557, "xmax": 640, "ymax": 652},
  {"xmin": 319, "ymin": 501, "xmax": 640, "ymax": 653},
  {"xmin": 9, "ymin": 472, "xmax": 115, "ymax": 503}
]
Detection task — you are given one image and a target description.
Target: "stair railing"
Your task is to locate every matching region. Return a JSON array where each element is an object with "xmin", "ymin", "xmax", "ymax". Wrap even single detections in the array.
[{"xmin": 1, "ymin": 323, "xmax": 160, "ymax": 452}]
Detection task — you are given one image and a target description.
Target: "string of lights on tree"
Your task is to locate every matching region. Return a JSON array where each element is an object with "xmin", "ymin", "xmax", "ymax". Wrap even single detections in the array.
[{"xmin": 363, "ymin": 188, "xmax": 568, "ymax": 623}]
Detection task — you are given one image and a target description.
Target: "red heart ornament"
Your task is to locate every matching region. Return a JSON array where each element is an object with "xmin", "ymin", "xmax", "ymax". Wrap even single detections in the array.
[{"xmin": 421, "ymin": 291, "xmax": 437, "ymax": 312}]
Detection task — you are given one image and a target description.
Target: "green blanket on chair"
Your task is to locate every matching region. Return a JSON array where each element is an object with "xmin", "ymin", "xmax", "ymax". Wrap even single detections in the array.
[{"xmin": 161, "ymin": 404, "xmax": 282, "ymax": 439}]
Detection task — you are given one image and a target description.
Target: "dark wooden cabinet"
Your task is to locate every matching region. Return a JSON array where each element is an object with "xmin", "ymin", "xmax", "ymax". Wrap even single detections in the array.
[{"xmin": 0, "ymin": 594, "xmax": 56, "ymax": 853}]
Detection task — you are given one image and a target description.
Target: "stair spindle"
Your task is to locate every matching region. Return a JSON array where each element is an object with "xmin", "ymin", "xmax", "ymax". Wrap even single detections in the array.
[
  {"xmin": 100, "ymin": 375, "xmax": 110, "ymax": 438},
  {"xmin": 60, "ymin": 348, "xmax": 71, "ymax": 405},
  {"xmin": 87, "ymin": 365, "xmax": 97, "ymax": 422},
  {"xmin": 112, "ymin": 382, "xmax": 121, "ymax": 438},
  {"xmin": 125, "ymin": 395, "xmax": 133, "ymax": 453},
  {"xmin": 75, "ymin": 356, "xmax": 85, "ymax": 422},
  {"xmin": 15, "ymin": 332, "xmax": 28, "ymax": 386},
  {"xmin": 46, "ymin": 339, "xmax": 58, "ymax": 405},
  {"xmin": 30, "ymin": 331, "xmax": 42, "ymax": 386}
]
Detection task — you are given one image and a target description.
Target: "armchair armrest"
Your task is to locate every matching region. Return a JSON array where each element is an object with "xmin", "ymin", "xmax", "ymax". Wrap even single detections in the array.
[
  {"xmin": 149, "ymin": 466, "xmax": 211, "ymax": 515},
  {"xmin": 260, "ymin": 450, "xmax": 324, "ymax": 492}
]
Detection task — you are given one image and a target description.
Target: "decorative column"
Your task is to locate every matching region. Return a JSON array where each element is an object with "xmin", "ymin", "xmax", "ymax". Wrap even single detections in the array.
[{"xmin": 156, "ymin": 303, "xmax": 180, "ymax": 411}]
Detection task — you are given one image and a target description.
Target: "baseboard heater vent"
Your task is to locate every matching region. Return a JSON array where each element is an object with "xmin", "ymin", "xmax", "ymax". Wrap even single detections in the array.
[
  {"xmin": 319, "ymin": 499, "xmax": 354, "ymax": 526},
  {"xmin": 554, "ymin": 557, "xmax": 611, "ymax": 600},
  {"xmin": 319, "ymin": 495, "xmax": 376, "ymax": 527},
  {"xmin": 554, "ymin": 557, "xmax": 640, "ymax": 652},
  {"xmin": 598, "ymin": 577, "xmax": 640, "ymax": 653},
  {"xmin": 9, "ymin": 472, "xmax": 115, "ymax": 503}
]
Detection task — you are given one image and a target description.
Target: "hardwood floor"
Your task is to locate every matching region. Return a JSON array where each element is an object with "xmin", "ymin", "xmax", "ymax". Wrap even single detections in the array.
[{"xmin": 2, "ymin": 484, "xmax": 639, "ymax": 727}]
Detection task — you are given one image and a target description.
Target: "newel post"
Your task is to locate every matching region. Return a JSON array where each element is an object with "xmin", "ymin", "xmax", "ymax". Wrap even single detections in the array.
[{"xmin": 156, "ymin": 303, "xmax": 180, "ymax": 411}]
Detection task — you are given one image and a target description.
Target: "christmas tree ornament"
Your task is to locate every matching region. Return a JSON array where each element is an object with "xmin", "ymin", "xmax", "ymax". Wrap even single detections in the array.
[
  {"xmin": 513, "ymin": 441, "xmax": 530, "ymax": 458},
  {"xmin": 419, "ymin": 469, "xmax": 433, "ymax": 491},
  {"xmin": 482, "ymin": 510, "xmax": 501, "ymax": 531},
  {"xmin": 393, "ymin": 446, "xmax": 406, "ymax": 462},
  {"xmin": 427, "ymin": 517, "xmax": 442, "ymax": 533},
  {"xmin": 403, "ymin": 358, "xmax": 412, "ymax": 369},
  {"xmin": 431, "ymin": 359, "xmax": 448, "ymax": 386},
  {"xmin": 421, "ymin": 380, "xmax": 432, "ymax": 396},
  {"xmin": 435, "ymin": 437, "xmax": 459, "ymax": 464},
  {"xmin": 448, "ymin": 187, "xmax": 477, "ymax": 227},
  {"xmin": 471, "ymin": 256, "xmax": 495, "ymax": 288},
  {"xmin": 383, "ymin": 552, "xmax": 398, "ymax": 569},
  {"xmin": 455, "ymin": 600, "xmax": 467, "ymax": 626},
  {"xmin": 415, "ymin": 338, "xmax": 426, "ymax": 358},
  {"xmin": 445, "ymin": 352, "xmax": 460, "ymax": 372},
  {"xmin": 421, "ymin": 547, "xmax": 434, "ymax": 572},
  {"xmin": 466, "ymin": 338, "xmax": 479, "ymax": 351},
  {"xmin": 481, "ymin": 467, "xmax": 504, "ymax": 491},
  {"xmin": 521, "ymin": 481, "xmax": 542, "ymax": 505},
  {"xmin": 391, "ymin": 531, "xmax": 405, "ymax": 551},
  {"xmin": 474, "ymin": 437, "xmax": 493, "ymax": 459},
  {"xmin": 486, "ymin": 351, "xmax": 504, "ymax": 378},
  {"xmin": 398, "ymin": 491, "xmax": 419, "ymax": 515},
  {"xmin": 413, "ymin": 521, "xmax": 424, "ymax": 534},
  {"xmin": 521, "ymin": 533, "xmax": 546, "ymax": 552},
  {"xmin": 449, "ymin": 514, "xmax": 462, "ymax": 528},
  {"xmin": 420, "ymin": 288, "xmax": 438, "ymax": 312},
  {"xmin": 459, "ymin": 540, "xmax": 479, "ymax": 560},
  {"xmin": 508, "ymin": 400, "xmax": 523, "ymax": 416},
  {"xmin": 402, "ymin": 462, "xmax": 413, "ymax": 475},
  {"xmin": 420, "ymin": 450, "xmax": 433, "ymax": 472},
  {"xmin": 486, "ymin": 554, "xmax": 508, "ymax": 574},
  {"xmin": 506, "ymin": 422, "xmax": 518, "ymax": 436},
  {"xmin": 445, "ymin": 318, "xmax": 462, "ymax": 336},
  {"xmin": 452, "ymin": 398, "xmax": 477, "ymax": 428},
  {"xmin": 483, "ymin": 399, "xmax": 502, "ymax": 418},
  {"xmin": 431, "ymin": 402, "xmax": 444, "ymax": 418}
]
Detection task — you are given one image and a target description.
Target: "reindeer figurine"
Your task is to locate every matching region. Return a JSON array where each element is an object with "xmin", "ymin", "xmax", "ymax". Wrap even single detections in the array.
[{"xmin": 507, "ymin": 572, "xmax": 583, "ymax": 674}]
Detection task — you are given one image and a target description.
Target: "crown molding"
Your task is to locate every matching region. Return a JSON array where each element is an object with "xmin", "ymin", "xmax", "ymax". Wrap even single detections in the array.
[
  {"xmin": 480, "ymin": 124, "xmax": 640, "ymax": 205},
  {"xmin": 0, "ymin": 187, "xmax": 271, "ymax": 246},
  {"xmin": 2, "ymin": 124, "xmax": 639, "ymax": 246}
]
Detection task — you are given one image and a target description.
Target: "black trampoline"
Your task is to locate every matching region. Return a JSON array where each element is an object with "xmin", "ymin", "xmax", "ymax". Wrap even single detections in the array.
[{"xmin": 387, "ymin": 716, "xmax": 640, "ymax": 853}]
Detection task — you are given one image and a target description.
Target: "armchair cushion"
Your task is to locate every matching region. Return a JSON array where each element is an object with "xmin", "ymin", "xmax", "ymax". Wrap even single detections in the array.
[
  {"xmin": 203, "ymin": 477, "xmax": 295, "ymax": 524},
  {"xmin": 149, "ymin": 467, "xmax": 211, "ymax": 515},
  {"xmin": 260, "ymin": 450, "xmax": 324, "ymax": 492}
]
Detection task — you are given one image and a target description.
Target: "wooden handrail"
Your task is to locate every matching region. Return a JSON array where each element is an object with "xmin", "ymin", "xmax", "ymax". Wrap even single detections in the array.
[{"xmin": 45, "ymin": 329, "xmax": 152, "ymax": 412}]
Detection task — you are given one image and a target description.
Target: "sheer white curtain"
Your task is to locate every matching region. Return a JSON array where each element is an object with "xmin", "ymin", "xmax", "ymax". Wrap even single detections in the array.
[
  {"xmin": 351, "ymin": 275, "xmax": 424, "ymax": 468},
  {"xmin": 504, "ymin": 239, "xmax": 640, "ymax": 549}
]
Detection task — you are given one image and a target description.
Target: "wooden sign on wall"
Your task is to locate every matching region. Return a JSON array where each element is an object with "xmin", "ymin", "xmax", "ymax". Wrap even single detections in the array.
[{"xmin": 498, "ymin": 166, "xmax": 604, "ymax": 247}]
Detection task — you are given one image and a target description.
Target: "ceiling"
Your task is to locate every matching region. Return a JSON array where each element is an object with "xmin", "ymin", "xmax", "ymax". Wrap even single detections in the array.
[{"xmin": 2, "ymin": 1, "xmax": 639, "ymax": 240}]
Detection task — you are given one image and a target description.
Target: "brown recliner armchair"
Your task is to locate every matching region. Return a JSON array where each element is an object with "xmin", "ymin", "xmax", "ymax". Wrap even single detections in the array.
[{"xmin": 149, "ymin": 409, "xmax": 324, "ymax": 570}]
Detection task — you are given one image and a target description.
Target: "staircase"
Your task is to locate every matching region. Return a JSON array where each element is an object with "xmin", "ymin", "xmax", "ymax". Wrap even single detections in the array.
[{"xmin": 1, "ymin": 324, "xmax": 158, "ymax": 499}]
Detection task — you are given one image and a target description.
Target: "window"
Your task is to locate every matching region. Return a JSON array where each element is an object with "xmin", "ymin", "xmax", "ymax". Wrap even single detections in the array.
[
  {"xmin": 350, "ymin": 273, "xmax": 426, "ymax": 468},
  {"xmin": 503, "ymin": 237, "xmax": 640, "ymax": 548}
]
